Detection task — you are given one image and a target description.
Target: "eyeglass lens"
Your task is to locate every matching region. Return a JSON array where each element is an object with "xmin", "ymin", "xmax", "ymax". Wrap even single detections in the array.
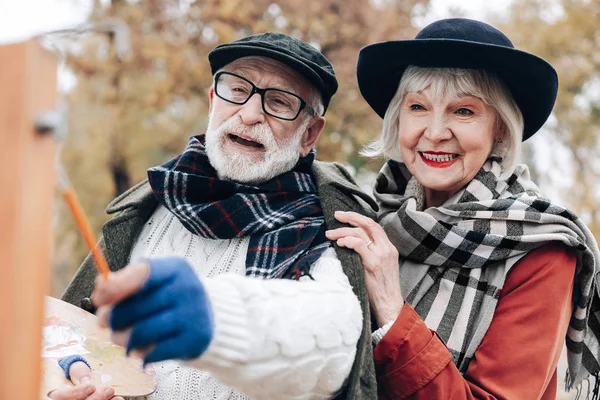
[{"xmin": 216, "ymin": 73, "xmax": 303, "ymax": 120}]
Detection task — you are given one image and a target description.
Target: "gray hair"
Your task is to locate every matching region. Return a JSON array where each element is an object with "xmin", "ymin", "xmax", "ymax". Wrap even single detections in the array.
[
  {"xmin": 362, "ymin": 66, "xmax": 524, "ymax": 175},
  {"xmin": 308, "ymin": 88, "xmax": 325, "ymax": 118}
]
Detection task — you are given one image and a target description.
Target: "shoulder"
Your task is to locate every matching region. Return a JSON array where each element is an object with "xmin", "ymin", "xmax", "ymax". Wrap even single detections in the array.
[
  {"xmin": 501, "ymin": 243, "xmax": 577, "ymax": 299},
  {"xmin": 311, "ymin": 161, "xmax": 377, "ymax": 218},
  {"xmin": 513, "ymin": 243, "xmax": 577, "ymax": 278},
  {"xmin": 105, "ymin": 180, "xmax": 155, "ymax": 215},
  {"xmin": 311, "ymin": 160, "xmax": 358, "ymax": 183}
]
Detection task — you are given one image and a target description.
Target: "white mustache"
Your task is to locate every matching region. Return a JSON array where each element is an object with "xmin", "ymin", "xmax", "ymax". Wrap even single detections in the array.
[
  {"xmin": 205, "ymin": 111, "xmax": 309, "ymax": 184},
  {"xmin": 215, "ymin": 116, "xmax": 278, "ymax": 151}
]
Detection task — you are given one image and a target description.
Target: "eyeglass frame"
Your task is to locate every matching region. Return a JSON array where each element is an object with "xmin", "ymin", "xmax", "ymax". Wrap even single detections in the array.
[{"xmin": 213, "ymin": 71, "xmax": 317, "ymax": 121}]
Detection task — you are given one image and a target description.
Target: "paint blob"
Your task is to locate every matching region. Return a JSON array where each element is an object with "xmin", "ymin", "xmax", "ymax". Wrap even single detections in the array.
[
  {"xmin": 85, "ymin": 338, "xmax": 125, "ymax": 363},
  {"xmin": 42, "ymin": 316, "xmax": 87, "ymax": 358},
  {"xmin": 41, "ymin": 296, "xmax": 156, "ymax": 397}
]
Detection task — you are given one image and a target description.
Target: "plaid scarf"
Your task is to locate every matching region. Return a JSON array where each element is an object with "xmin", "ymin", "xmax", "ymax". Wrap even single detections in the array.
[
  {"xmin": 147, "ymin": 135, "xmax": 330, "ymax": 279},
  {"xmin": 374, "ymin": 158, "xmax": 600, "ymax": 388}
]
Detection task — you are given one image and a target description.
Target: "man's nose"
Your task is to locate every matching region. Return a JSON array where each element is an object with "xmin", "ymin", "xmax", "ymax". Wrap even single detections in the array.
[{"xmin": 238, "ymin": 93, "xmax": 266, "ymax": 125}]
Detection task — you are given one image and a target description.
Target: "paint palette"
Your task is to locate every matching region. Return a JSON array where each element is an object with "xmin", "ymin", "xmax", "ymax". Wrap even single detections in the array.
[{"xmin": 41, "ymin": 296, "xmax": 157, "ymax": 398}]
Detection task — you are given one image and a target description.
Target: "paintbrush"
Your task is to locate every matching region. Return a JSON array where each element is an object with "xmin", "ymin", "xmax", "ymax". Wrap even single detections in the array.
[{"xmin": 57, "ymin": 163, "xmax": 111, "ymax": 279}]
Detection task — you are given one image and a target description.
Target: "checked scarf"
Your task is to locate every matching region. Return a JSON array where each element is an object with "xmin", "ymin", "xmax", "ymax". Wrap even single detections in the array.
[
  {"xmin": 374, "ymin": 158, "xmax": 600, "ymax": 389},
  {"xmin": 147, "ymin": 135, "xmax": 330, "ymax": 280}
]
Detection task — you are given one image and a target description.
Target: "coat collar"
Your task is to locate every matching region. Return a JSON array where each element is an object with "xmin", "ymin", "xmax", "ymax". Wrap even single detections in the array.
[
  {"xmin": 105, "ymin": 180, "xmax": 156, "ymax": 215},
  {"xmin": 311, "ymin": 160, "xmax": 378, "ymax": 211}
]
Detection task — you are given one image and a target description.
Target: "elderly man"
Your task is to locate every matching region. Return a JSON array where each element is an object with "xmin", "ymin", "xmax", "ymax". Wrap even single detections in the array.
[{"xmin": 51, "ymin": 33, "xmax": 376, "ymax": 400}]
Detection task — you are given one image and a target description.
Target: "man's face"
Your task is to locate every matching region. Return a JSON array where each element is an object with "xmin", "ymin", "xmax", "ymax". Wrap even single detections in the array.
[{"xmin": 205, "ymin": 56, "xmax": 324, "ymax": 185}]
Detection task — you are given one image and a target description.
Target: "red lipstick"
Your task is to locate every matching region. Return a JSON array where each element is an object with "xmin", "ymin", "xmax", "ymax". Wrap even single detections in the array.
[{"xmin": 418, "ymin": 151, "xmax": 459, "ymax": 168}]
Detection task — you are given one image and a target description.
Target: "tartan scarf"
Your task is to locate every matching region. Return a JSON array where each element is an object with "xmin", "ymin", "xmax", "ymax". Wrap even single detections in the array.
[
  {"xmin": 374, "ymin": 158, "xmax": 600, "ymax": 388},
  {"xmin": 147, "ymin": 135, "xmax": 330, "ymax": 279}
]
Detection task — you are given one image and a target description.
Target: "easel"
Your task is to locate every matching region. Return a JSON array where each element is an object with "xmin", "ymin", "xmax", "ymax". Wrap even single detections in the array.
[{"xmin": 0, "ymin": 40, "xmax": 58, "ymax": 399}]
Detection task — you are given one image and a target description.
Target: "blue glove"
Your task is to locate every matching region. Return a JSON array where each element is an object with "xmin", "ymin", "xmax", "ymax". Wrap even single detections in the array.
[{"xmin": 109, "ymin": 257, "xmax": 214, "ymax": 365}]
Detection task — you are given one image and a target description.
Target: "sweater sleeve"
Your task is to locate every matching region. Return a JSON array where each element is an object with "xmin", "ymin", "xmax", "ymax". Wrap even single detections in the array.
[
  {"xmin": 185, "ymin": 247, "xmax": 363, "ymax": 400},
  {"xmin": 373, "ymin": 244, "xmax": 576, "ymax": 400}
]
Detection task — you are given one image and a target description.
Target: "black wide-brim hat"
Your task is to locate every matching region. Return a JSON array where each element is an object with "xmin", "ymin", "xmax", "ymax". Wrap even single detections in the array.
[
  {"xmin": 209, "ymin": 32, "xmax": 338, "ymax": 115},
  {"xmin": 357, "ymin": 18, "xmax": 558, "ymax": 140}
]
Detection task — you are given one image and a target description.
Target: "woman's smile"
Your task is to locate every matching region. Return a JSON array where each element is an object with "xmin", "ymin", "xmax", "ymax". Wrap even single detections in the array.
[
  {"xmin": 399, "ymin": 88, "xmax": 497, "ymax": 206},
  {"xmin": 418, "ymin": 151, "xmax": 460, "ymax": 168}
]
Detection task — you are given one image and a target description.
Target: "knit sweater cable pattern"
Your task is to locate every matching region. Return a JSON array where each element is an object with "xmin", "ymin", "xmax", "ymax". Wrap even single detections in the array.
[{"xmin": 129, "ymin": 205, "xmax": 362, "ymax": 400}]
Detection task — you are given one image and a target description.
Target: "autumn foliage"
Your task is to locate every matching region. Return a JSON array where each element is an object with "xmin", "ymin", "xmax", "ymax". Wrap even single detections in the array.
[
  {"xmin": 54, "ymin": 0, "xmax": 429, "ymax": 293},
  {"xmin": 54, "ymin": 0, "xmax": 600, "ymax": 296}
]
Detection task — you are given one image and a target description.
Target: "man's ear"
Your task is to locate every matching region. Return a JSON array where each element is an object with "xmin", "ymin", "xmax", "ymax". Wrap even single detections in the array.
[
  {"xmin": 300, "ymin": 116, "xmax": 325, "ymax": 157},
  {"xmin": 208, "ymin": 87, "xmax": 215, "ymax": 113}
]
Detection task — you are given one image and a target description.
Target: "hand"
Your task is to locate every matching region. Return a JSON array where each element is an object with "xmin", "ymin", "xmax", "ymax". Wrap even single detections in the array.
[
  {"xmin": 47, "ymin": 361, "xmax": 124, "ymax": 400},
  {"xmin": 326, "ymin": 211, "xmax": 404, "ymax": 327},
  {"xmin": 92, "ymin": 257, "xmax": 214, "ymax": 365}
]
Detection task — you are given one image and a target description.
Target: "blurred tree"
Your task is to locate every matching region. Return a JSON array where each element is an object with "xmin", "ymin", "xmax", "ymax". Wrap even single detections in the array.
[
  {"xmin": 498, "ymin": 0, "xmax": 600, "ymax": 239},
  {"xmin": 54, "ymin": 0, "xmax": 429, "ymax": 294}
]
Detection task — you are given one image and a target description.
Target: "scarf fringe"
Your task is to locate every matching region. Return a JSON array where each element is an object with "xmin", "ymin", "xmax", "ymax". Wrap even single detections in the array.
[{"xmin": 566, "ymin": 371, "xmax": 600, "ymax": 400}]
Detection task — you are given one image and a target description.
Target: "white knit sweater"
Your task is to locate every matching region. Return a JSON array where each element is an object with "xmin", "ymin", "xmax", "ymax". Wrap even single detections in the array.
[{"xmin": 129, "ymin": 205, "xmax": 362, "ymax": 400}]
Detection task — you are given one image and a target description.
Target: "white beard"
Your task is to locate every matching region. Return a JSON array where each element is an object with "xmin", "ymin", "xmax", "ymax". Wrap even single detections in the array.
[{"xmin": 205, "ymin": 114, "xmax": 310, "ymax": 185}]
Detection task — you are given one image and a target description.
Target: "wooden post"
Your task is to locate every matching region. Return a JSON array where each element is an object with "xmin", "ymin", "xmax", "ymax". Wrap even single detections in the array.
[{"xmin": 0, "ymin": 40, "xmax": 58, "ymax": 399}]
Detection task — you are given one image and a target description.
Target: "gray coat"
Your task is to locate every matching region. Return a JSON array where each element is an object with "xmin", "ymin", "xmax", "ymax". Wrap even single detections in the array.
[{"xmin": 62, "ymin": 161, "xmax": 378, "ymax": 399}]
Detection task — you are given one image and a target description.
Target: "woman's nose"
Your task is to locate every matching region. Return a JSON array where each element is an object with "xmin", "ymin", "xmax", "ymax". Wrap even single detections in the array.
[{"xmin": 424, "ymin": 113, "xmax": 452, "ymax": 142}]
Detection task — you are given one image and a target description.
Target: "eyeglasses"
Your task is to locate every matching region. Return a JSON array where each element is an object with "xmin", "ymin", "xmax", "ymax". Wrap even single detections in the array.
[{"xmin": 214, "ymin": 72, "xmax": 316, "ymax": 121}]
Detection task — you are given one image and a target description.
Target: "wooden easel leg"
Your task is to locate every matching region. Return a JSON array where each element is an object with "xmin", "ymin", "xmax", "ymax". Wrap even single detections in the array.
[{"xmin": 0, "ymin": 39, "xmax": 58, "ymax": 400}]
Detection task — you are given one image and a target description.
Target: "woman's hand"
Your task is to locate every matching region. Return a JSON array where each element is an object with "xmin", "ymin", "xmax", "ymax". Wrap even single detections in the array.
[
  {"xmin": 326, "ymin": 211, "xmax": 404, "ymax": 327},
  {"xmin": 47, "ymin": 361, "xmax": 124, "ymax": 400}
]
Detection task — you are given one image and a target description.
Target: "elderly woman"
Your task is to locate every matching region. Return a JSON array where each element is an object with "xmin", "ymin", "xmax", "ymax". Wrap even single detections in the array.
[{"xmin": 326, "ymin": 18, "xmax": 600, "ymax": 399}]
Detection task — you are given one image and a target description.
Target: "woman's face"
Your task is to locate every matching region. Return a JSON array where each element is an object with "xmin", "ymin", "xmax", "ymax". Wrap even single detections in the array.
[{"xmin": 398, "ymin": 87, "xmax": 498, "ymax": 207}]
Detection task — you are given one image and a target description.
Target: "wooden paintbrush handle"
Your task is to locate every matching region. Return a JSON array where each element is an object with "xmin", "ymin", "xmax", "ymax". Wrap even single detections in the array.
[{"xmin": 63, "ymin": 189, "xmax": 110, "ymax": 278}]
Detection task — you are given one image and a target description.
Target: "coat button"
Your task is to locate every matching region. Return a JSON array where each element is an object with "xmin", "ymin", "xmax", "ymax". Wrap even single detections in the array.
[{"xmin": 80, "ymin": 297, "xmax": 96, "ymax": 313}]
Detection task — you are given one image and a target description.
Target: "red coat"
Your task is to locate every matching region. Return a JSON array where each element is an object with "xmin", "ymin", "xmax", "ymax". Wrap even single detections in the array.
[{"xmin": 374, "ymin": 244, "xmax": 576, "ymax": 399}]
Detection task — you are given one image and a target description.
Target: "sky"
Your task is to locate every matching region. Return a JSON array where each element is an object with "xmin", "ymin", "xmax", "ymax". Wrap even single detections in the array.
[
  {"xmin": 0, "ymin": 0, "xmax": 92, "ymax": 44},
  {"xmin": 0, "ymin": 0, "xmax": 514, "ymax": 44}
]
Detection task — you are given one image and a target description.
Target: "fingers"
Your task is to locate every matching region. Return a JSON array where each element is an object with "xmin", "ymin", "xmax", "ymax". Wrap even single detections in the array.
[
  {"xmin": 88, "ymin": 385, "xmax": 115, "ymax": 400},
  {"xmin": 109, "ymin": 310, "xmax": 180, "ymax": 360},
  {"xmin": 48, "ymin": 384, "xmax": 95, "ymax": 400},
  {"xmin": 47, "ymin": 384, "xmax": 114, "ymax": 400},
  {"xmin": 108, "ymin": 281, "xmax": 176, "ymax": 331},
  {"xmin": 126, "ymin": 310, "xmax": 179, "ymax": 353},
  {"xmin": 102, "ymin": 306, "xmax": 179, "ymax": 360},
  {"xmin": 68, "ymin": 361, "xmax": 92, "ymax": 385},
  {"xmin": 333, "ymin": 235, "xmax": 371, "ymax": 259},
  {"xmin": 129, "ymin": 346, "xmax": 154, "ymax": 361},
  {"xmin": 109, "ymin": 329, "xmax": 154, "ymax": 360},
  {"xmin": 325, "ymin": 227, "xmax": 369, "ymax": 241},
  {"xmin": 96, "ymin": 305, "xmax": 111, "ymax": 328},
  {"xmin": 92, "ymin": 261, "xmax": 150, "ymax": 307},
  {"xmin": 333, "ymin": 211, "xmax": 388, "ymax": 243},
  {"xmin": 144, "ymin": 335, "xmax": 187, "ymax": 364},
  {"xmin": 326, "ymin": 217, "xmax": 374, "ymax": 260},
  {"xmin": 109, "ymin": 327, "xmax": 132, "ymax": 347}
]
